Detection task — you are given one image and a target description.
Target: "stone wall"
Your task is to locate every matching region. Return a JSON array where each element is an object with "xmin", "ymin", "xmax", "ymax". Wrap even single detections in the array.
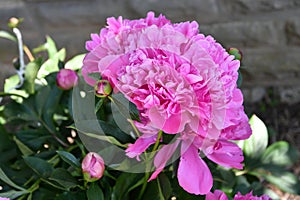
[{"xmin": 1, "ymin": 0, "xmax": 300, "ymax": 103}]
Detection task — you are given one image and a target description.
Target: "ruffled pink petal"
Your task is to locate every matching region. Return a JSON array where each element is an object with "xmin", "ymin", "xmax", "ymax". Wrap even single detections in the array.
[
  {"xmin": 206, "ymin": 140, "xmax": 244, "ymax": 169},
  {"xmin": 125, "ymin": 134, "xmax": 157, "ymax": 161},
  {"xmin": 178, "ymin": 142, "xmax": 213, "ymax": 195},
  {"xmin": 148, "ymin": 140, "xmax": 180, "ymax": 181},
  {"xmin": 206, "ymin": 190, "xmax": 228, "ymax": 200}
]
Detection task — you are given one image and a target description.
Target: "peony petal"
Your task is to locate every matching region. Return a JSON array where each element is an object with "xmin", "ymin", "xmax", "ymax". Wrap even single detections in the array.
[
  {"xmin": 206, "ymin": 140, "xmax": 244, "ymax": 169},
  {"xmin": 205, "ymin": 190, "xmax": 228, "ymax": 200},
  {"xmin": 148, "ymin": 140, "xmax": 180, "ymax": 181},
  {"xmin": 125, "ymin": 134, "xmax": 157, "ymax": 161},
  {"xmin": 178, "ymin": 142, "xmax": 213, "ymax": 195}
]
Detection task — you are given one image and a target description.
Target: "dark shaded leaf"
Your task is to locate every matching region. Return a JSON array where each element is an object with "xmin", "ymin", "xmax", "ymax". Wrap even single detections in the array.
[
  {"xmin": 49, "ymin": 168, "xmax": 79, "ymax": 190},
  {"xmin": 111, "ymin": 173, "xmax": 144, "ymax": 200},
  {"xmin": 87, "ymin": 182, "xmax": 104, "ymax": 200},
  {"xmin": 57, "ymin": 151, "xmax": 80, "ymax": 168},
  {"xmin": 0, "ymin": 190, "xmax": 28, "ymax": 199},
  {"xmin": 13, "ymin": 136, "xmax": 34, "ymax": 156},
  {"xmin": 0, "ymin": 168, "xmax": 26, "ymax": 191},
  {"xmin": 24, "ymin": 156, "xmax": 54, "ymax": 178}
]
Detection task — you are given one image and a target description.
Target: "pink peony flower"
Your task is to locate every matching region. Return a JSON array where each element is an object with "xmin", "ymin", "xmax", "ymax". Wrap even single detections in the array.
[
  {"xmin": 56, "ymin": 69, "xmax": 78, "ymax": 90},
  {"xmin": 234, "ymin": 191, "xmax": 272, "ymax": 200},
  {"xmin": 82, "ymin": 152, "xmax": 105, "ymax": 182},
  {"xmin": 0, "ymin": 198, "xmax": 10, "ymax": 200},
  {"xmin": 82, "ymin": 12, "xmax": 251, "ymax": 195}
]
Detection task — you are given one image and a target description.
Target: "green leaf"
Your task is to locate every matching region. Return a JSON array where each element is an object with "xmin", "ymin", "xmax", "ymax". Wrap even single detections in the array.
[
  {"xmin": 0, "ymin": 125, "xmax": 12, "ymax": 151},
  {"xmin": 54, "ymin": 191, "xmax": 86, "ymax": 200},
  {"xmin": 111, "ymin": 173, "xmax": 144, "ymax": 200},
  {"xmin": 237, "ymin": 69, "xmax": 243, "ymax": 88},
  {"xmin": 65, "ymin": 54, "xmax": 85, "ymax": 71},
  {"xmin": 13, "ymin": 136, "xmax": 34, "ymax": 156},
  {"xmin": 0, "ymin": 168, "xmax": 26, "ymax": 191},
  {"xmin": 87, "ymin": 182, "xmax": 104, "ymax": 200},
  {"xmin": 259, "ymin": 170, "xmax": 300, "ymax": 194},
  {"xmin": 157, "ymin": 173, "xmax": 172, "ymax": 200},
  {"xmin": 3, "ymin": 74, "xmax": 28, "ymax": 102},
  {"xmin": 24, "ymin": 61, "xmax": 40, "ymax": 94},
  {"xmin": 49, "ymin": 168, "xmax": 79, "ymax": 190},
  {"xmin": 0, "ymin": 30, "xmax": 17, "ymax": 42},
  {"xmin": 71, "ymin": 120, "xmax": 130, "ymax": 148},
  {"xmin": 45, "ymin": 36, "xmax": 58, "ymax": 59},
  {"xmin": 95, "ymin": 98, "xmax": 105, "ymax": 114},
  {"xmin": 0, "ymin": 190, "xmax": 28, "ymax": 199},
  {"xmin": 76, "ymin": 127, "xmax": 128, "ymax": 148},
  {"xmin": 109, "ymin": 94, "xmax": 132, "ymax": 120},
  {"xmin": 3, "ymin": 97, "xmax": 38, "ymax": 122},
  {"xmin": 37, "ymin": 48, "xmax": 66, "ymax": 79},
  {"xmin": 57, "ymin": 151, "xmax": 81, "ymax": 168},
  {"xmin": 238, "ymin": 115, "xmax": 268, "ymax": 158},
  {"xmin": 16, "ymin": 129, "xmax": 51, "ymax": 150},
  {"xmin": 41, "ymin": 86, "xmax": 63, "ymax": 132},
  {"xmin": 24, "ymin": 156, "xmax": 54, "ymax": 178},
  {"xmin": 261, "ymin": 141, "xmax": 299, "ymax": 167}
]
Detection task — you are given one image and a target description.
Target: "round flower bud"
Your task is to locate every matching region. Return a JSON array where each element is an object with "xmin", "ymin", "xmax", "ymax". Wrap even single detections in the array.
[
  {"xmin": 56, "ymin": 69, "xmax": 78, "ymax": 90},
  {"xmin": 227, "ymin": 47, "xmax": 243, "ymax": 61},
  {"xmin": 8, "ymin": 17, "xmax": 22, "ymax": 28},
  {"xmin": 82, "ymin": 152, "xmax": 105, "ymax": 182},
  {"xmin": 94, "ymin": 80, "xmax": 112, "ymax": 98}
]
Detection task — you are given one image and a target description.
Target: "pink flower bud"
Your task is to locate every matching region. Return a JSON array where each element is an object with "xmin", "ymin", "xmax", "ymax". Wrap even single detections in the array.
[
  {"xmin": 56, "ymin": 69, "xmax": 78, "ymax": 90},
  {"xmin": 94, "ymin": 80, "xmax": 112, "ymax": 98},
  {"xmin": 82, "ymin": 152, "xmax": 105, "ymax": 182},
  {"xmin": 228, "ymin": 47, "xmax": 243, "ymax": 61}
]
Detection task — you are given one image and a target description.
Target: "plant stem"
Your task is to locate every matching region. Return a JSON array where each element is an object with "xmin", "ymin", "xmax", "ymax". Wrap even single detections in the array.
[
  {"xmin": 137, "ymin": 130, "xmax": 163, "ymax": 200},
  {"xmin": 40, "ymin": 118, "xmax": 69, "ymax": 148}
]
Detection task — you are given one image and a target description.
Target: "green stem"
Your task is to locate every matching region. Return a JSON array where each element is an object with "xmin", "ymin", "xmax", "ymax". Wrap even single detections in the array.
[
  {"xmin": 137, "ymin": 130, "xmax": 163, "ymax": 200},
  {"xmin": 40, "ymin": 118, "xmax": 69, "ymax": 148}
]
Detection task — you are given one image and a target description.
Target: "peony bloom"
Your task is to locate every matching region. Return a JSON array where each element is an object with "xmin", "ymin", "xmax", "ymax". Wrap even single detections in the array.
[
  {"xmin": 82, "ymin": 12, "xmax": 251, "ymax": 194},
  {"xmin": 0, "ymin": 198, "xmax": 10, "ymax": 200},
  {"xmin": 56, "ymin": 69, "xmax": 78, "ymax": 90},
  {"xmin": 234, "ymin": 191, "xmax": 272, "ymax": 200},
  {"xmin": 82, "ymin": 152, "xmax": 105, "ymax": 182}
]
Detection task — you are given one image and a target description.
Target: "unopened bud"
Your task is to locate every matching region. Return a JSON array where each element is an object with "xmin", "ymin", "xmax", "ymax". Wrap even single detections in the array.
[
  {"xmin": 228, "ymin": 47, "xmax": 243, "ymax": 61},
  {"xmin": 82, "ymin": 152, "xmax": 105, "ymax": 182},
  {"xmin": 56, "ymin": 69, "xmax": 78, "ymax": 90},
  {"xmin": 94, "ymin": 80, "xmax": 112, "ymax": 98},
  {"xmin": 8, "ymin": 17, "xmax": 23, "ymax": 29}
]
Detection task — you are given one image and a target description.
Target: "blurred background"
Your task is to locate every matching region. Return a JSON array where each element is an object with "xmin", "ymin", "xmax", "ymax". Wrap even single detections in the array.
[{"xmin": 0, "ymin": 0, "xmax": 299, "ymax": 148}]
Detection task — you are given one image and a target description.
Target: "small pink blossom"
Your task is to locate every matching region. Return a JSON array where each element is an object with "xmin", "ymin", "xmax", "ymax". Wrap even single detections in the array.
[
  {"xmin": 206, "ymin": 190, "xmax": 228, "ymax": 200},
  {"xmin": 206, "ymin": 190, "xmax": 271, "ymax": 200},
  {"xmin": 0, "ymin": 197, "xmax": 10, "ymax": 200},
  {"xmin": 82, "ymin": 152, "xmax": 105, "ymax": 182},
  {"xmin": 234, "ymin": 191, "xmax": 272, "ymax": 200},
  {"xmin": 82, "ymin": 12, "xmax": 252, "ymax": 195},
  {"xmin": 56, "ymin": 69, "xmax": 78, "ymax": 90}
]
